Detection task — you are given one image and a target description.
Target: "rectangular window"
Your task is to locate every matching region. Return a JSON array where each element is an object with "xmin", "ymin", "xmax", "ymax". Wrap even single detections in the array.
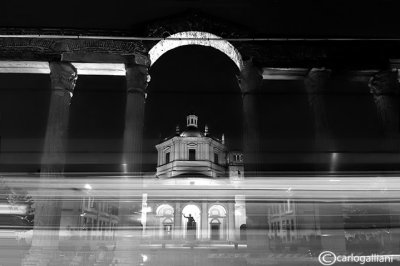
[
  {"xmin": 214, "ymin": 153, "xmax": 219, "ymax": 164},
  {"xmin": 189, "ymin": 149, "xmax": 196, "ymax": 161},
  {"xmin": 165, "ymin": 152, "xmax": 170, "ymax": 164}
]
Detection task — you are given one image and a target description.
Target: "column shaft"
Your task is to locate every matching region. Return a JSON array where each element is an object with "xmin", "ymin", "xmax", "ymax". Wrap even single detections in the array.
[
  {"xmin": 228, "ymin": 202, "xmax": 235, "ymax": 241},
  {"xmin": 174, "ymin": 202, "xmax": 181, "ymax": 239},
  {"xmin": 201, "ymin": 202, "xmax": 208, "ymax": 240},
  {"xmin": 238, "ymin": 59, "xmax": 263, "ymax": 176},
  {"xmin": 304, "ymin": 68, "xmax": 332, "ymax": 147},
  {"xmin": 25, "ymin": 62, "xmax": 77, "ymax": 266},
  {"xmin": 123, "ymin": 64, "xmax": 149, "ymax": 174},
  {"xmin": 116, "ymin": 61, "xmax": 149, "ymax": 266}
]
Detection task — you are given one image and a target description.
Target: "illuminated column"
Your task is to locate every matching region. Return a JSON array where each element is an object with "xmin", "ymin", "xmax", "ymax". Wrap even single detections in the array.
[
  {"xmin": 201, "ymin": 202, "xmax": 208, "ymax": 240},
  {"xmin": 237, "ymin": 58, "xmax": 262, "ymax": 176},
  {"xmin": 122, "ymin": 61, "xmax": 150, "ymax": 174},
  {"xmin": 235, "ymin": 195, "xmax": 247, "ymax": 240},
  {"xmin": 141, "ymin": 193, "xmax": 148, "ymax": 233},
  {"xmin": 119, "ymin": 58, "xmax": 150, "ymax": 265},
  {"xmin": 238, "ymin": 59, "xmax": 266, "ymax": 249},
  {"xmin": 174, "ymin": 202, "xmax": 181, "ymax": 239},
  {"xmin": 228, "ymin": 202, "xmax": 235, "ymax": 241},
  {"xmin": 24, "ymin": 62, "xmax": 77, "ymax": 266},
  {"xmin": 304, "ymin": 68, "xmax": 332, "ymax": 148},
  {"xmin": 41, "ymin": 62, "xmax": 76, "ymax": 173},
  {"xmin": 368, "ymin": 70, "xmax": 400, "ymax": 145}
]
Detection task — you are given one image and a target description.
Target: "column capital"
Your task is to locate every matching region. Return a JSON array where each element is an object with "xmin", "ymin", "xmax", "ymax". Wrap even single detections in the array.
[
  {"xmin": 49, "ymin": 62, "xmax": 78, "ymax": 97},
  {"xmin": 237, "ymin": 58, "xmax": 263, "ymax": 95},
  {"xmin": 368, "ymin": 70, "xmax": 399, "ymax": 96},
  {"xmin": 125, "ymin": 64, "xmax": 150, "ymax": 97},
  {"xmin": 304, "ymin": 68, "xmax": 331, "ymax": 94}
]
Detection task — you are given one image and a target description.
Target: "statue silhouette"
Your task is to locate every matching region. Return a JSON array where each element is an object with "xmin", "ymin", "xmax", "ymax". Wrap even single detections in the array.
[
  {"xmin": 183, "ymin": 214, "xmax": 196, "ymax": 240},
  {"xmin": 184, "ymin": 214, "xmax": 195, "ymax": 227}
]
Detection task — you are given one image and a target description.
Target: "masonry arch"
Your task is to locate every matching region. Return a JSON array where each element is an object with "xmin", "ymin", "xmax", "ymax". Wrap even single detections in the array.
[
  {"xmin": 155, "ymin": 204, "xmax": 174, "ymax": 239},
  {"xmin": 149, "ymin": 31, "xmax": 244, "ymax": 70},
  {"xmin": 208, "ymin": 204, "xmax": 227, "ymax": 240}
]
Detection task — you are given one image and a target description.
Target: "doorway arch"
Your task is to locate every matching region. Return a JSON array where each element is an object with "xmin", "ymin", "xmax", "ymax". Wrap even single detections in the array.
[
  {"xmin": 182, "ymin": 204, "xmax": 201, "ymax": 240},
  {"xmin": 156, "ymin": 204, "xmax": 174, "ymax": 239},
  {"xmin": 149, "ymin": 31, "xmax": 244, "ymax": 70},
  {"xmin": 208, "ymin": 204, "xmax": 227, "ymax": 240}
]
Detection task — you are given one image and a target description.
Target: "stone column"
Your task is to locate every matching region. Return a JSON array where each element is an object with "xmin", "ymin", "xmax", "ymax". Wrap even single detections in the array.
[
  {"xmin": 369, "ymin": 70, "xmax": 400, "ymax": 250},
  {"xmin": 114, "ymin": 58, "xmax": 150, "ymax": 266},
  {"xmin": 122, "ymin": 62, "xmax": 150, "ymax": 174},
  {"xmin": 24, "ymin": 62, "xmax": 77, "ymax": 266},
  {"xmin": 368, "ymin": 70, "xmax": 400, "ymax": 145},
  {"xmin": 304, "ymin": 68, "xmax": 332, "ymax": 148},
  {"xmin": 201, "ymin": 202, "xmax": 208, "ymax": 240},
  {"xmin": 237, "ymin": 59, "xmax": 267, "ymax": 250},
  {"xmin": 237, "ymin": 58, "xmax": 262, "ymax": 176},
  {"xmin": 228, "ymin": 202, "xmax": 235, "ymax": 241},
  {"xmin": 174, "ymin": 202, "xmax": 181, "ymax": 239}
]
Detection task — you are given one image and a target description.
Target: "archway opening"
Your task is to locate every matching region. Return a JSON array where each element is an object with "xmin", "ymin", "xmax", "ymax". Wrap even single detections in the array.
[
  {"xmin": 156, "ymin": 204, "xmax": 174, "ymax": 239},
  {"xmin": 208, "ymin": 204, "xmax": 227, "ymax": 240},
  {"xmin": 182, "ymin": 204, "xmax": 201, "ymax": 240},
  {"xmin": 143, "ymin": 45, "xmax": 243, "ymax": 173}
]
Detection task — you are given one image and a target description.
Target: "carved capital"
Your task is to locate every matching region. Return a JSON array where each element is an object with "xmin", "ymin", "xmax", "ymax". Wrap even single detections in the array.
[
  {"xmin": 237, "ymin": 58, "xmax": 263, "ymax": 95},
  {"xmin": 126, "ymin": 64, "xmax": 150, "ymax": 97},
  {"xmin": 304, "ymin": 68, "xmax": 331, "ymax": 94},
  {"xmin": 368, "ymin": 70, "xmax": 400, "ymax": 139},
  {"xmin": 368, "ymin": 70, "xmax": 399, "ymax": 96},
  {"xmin": 49, "ymin": 62, "xmax": 78, "ymax": 97}
]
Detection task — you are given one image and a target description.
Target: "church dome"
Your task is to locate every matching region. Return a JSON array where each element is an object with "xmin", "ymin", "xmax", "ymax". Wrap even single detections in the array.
[
  {"xmin": 179, "ymin": 114, "xmax": 204, "ymax": 137},
  {"xmin": 180, "ymin": 126, "xmax": 204, "ymax": 137}
]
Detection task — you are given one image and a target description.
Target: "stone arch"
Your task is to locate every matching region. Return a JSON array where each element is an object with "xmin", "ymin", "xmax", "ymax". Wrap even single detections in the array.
[
  {"xmin": 208, "ymin": 204, "xmax": 227, "ymax": 217},
  {"xmin": 149, "ymin": 31, "xmax": 244, "ymax": 70},
  {"xmin": 155, "ymin": 204, "xmax": 174, "ymax": 239},
  {"xmin": 208, "ymin": 204, "xmax": 227, "ymax": 240},
  {"xmin": 156, "ymin": 204, "xmax": 174, "ymax": 217}
]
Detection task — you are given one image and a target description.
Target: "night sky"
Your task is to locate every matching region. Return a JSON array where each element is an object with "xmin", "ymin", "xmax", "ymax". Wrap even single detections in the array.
[{"xmin": 1, "ymin": 0, "xmax": 400, "ymax": 38}]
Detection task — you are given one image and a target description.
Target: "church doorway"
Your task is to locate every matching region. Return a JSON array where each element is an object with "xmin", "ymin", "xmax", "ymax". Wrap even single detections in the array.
[
  {"xmin": 210, "ymin": 219, "xmax": 221, "ymax": 240},
  {"xmin": 182, "ymin": 204, "xmax": 201, "ymax": 240},
  {"xmin": 208, "ymin": 204, "xmax": 227, "ymax": 240},
  {"xmin": 156, "ymin": 204, "xmax": 174, "ymax": 240}
]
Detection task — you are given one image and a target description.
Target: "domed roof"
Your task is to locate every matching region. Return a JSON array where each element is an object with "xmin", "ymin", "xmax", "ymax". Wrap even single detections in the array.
[{"xmin": 180, "ymin": 126, "xmax": 204, "ymax": 137}]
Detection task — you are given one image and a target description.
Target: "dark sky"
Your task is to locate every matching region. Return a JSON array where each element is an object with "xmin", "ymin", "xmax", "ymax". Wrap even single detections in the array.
[
  {"xmin": 2, "ymin": 0, "xmax": 400, "ymax": 38},
  {"xmin": 144, "ymin": 46, "xmax": 242, "ymax": 149}
]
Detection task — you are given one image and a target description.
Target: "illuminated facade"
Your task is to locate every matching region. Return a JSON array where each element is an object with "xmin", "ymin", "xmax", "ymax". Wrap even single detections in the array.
[
  {"xmin": 141, "ymin": 115, "xmax": 246, "ymax": 244},
  {"xmin": 156, "ymin": 114, "xmax": 244, "ymax": 179}
]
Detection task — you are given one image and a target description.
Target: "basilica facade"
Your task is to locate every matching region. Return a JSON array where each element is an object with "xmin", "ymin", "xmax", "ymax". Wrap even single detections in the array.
[{"xmin": 142, "ymin": 115, "xmax": 246, "ymax": 244}]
